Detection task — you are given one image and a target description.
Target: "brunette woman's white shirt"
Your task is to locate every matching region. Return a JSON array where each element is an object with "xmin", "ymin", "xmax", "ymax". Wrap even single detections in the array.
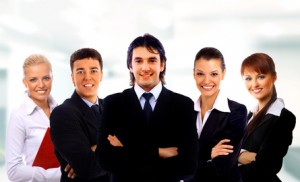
[
  {"xmin": 194, "ymin": 89, "xmax": 230, "ymax": 138},
  {"xmin": 248, "ymin": 98, "xmax": 284, "ymax": 122},
  {"xmin": 5, "ymin": 91, "xmax": 61, "ymax": 182}
]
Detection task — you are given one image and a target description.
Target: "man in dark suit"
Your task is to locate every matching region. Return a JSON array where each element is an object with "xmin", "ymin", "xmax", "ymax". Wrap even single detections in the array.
[
  {"xmin": 96, "ymin": 34, "xmax": 199, "ymax": 182},
  {"xmin": 50, "ymin": 48, "xmax": 109, "ymax": 182}
]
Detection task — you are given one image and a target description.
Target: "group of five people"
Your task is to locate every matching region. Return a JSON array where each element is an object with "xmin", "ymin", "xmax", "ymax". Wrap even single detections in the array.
[{"xmin": 5, "ymin": 33, "xmax": 296, "ymax": 182}]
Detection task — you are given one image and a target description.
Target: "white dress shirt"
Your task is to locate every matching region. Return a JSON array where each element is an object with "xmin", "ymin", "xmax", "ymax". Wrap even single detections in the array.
[
  {"xmin": 134, "ymin": 82, "xmax": 162, "ymax": 110},
  {"xmin": 194, "ymin": 90, "xmax": 230, "ymax": 138},
  {"xmin": 5, "ymin": 91, "xmax": 61, "ymax": 182}
]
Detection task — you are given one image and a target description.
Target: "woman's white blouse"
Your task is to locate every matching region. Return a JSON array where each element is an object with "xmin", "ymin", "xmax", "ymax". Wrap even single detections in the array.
[{"xmin": 5, "ymin": 91, "xmax": 61, "ymax": 182}]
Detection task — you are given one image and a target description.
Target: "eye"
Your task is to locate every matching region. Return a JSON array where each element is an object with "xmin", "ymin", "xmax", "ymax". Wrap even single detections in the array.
[
  {"xmin": 29, "ymin": 78, "xmax": 37, "ymax": 83},
  {"xmin": 76, "ymin": 70, "xmax": 84, "ymax": 74},
  {"xmin": 196, "ymin": 72, "xmax": 204, "ymax": 77},
  {"xmin": 134, "ymin": 59, "xmax": 142, "ymax": 63},
  {"xmin": 243, "ymin": 76, "xmax": 251, "ymax": 81},
  {"xmin": 91, "ymin": 68, "xmax": 98, "ymax": 73},
  {"xmin": 43, "ymin": 76, "xmax": 51, "ymax": 81},
  {"xmin": 149, "ymin": 58, "xmax": 157, "ymax": 63},
  {"xmin": 211, "ymin": 72, "xmax": 218, "ymax": 77},
  {"xmin": 258, "ymin": 75, "xmax": 265, "ymax": 80}
]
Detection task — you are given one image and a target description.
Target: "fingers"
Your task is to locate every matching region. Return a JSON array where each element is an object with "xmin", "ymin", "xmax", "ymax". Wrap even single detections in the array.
[
  {"xmin": 91, "ymin": 145, "xmax": 97, "ymax": 151},
  {"xmin": 64, "ymin": 164, "xmax": 70, "ymax": 172},
  {"xmin": 107, "ymin": 135, "xmax": 124, "ymax": 147},
  {"xmin": 211, "ymin": 139, "xmax": 234, "ymax": 159},
  {"xmin": 65, "ymin": 164, "xmax": 76, "ymax": 179},
  {"xmin": 159, "ymin": 147, "xmax": 178, "ymax": 158},
  {"xmin": 68, "ymin": 168, "xmax": 76, "ymax": 179},
  {"xmin": 218, "ymin": 139, "xmax": 231, "ymax": 145}
]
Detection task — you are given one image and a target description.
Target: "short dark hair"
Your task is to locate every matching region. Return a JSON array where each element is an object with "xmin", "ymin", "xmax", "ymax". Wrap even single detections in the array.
[
  {"xmin": 127, "ymin": 33, "xmax": 167, "ymax": 86},
  {"xmin": 70, "ymin": 48, "xmax": 103, "ymax": 72},
  {"xmin": 194, "ymin": 47, "xmax": 225, "ymax": 71}
]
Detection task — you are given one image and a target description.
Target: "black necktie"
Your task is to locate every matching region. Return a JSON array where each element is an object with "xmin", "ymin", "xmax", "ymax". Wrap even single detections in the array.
[
  {"xmin": 91, "ymin": 104, "xmax": 101, "ymax": 121},
  {"xmin": 142, "ymin": 93, "xmax": 153, "ymax": 121}
]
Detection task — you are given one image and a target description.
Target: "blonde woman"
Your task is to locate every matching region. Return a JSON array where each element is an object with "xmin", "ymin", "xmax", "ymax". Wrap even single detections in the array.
[{"xmin": 5, "ymin": 54, "xmax": 61, "ymax": 182}]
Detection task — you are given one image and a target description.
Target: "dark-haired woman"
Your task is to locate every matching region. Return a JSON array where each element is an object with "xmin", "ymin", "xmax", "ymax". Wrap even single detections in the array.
[{"xmin": 186, "ymin": 47, "xmax": 247, "ymax": 182}]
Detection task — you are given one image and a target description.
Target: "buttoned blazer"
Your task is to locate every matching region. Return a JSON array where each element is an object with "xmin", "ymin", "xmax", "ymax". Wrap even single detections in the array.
[
  {"xmin": 50, "ymin": 91, "xmax": 108, "ymax": 182},
  {"xmin": 96, "ymin": 86, "xmax": 199, "ymax": 182},
  {"xmin": 191, "ymin": 99, "xmax": 247, "ymax": 182},
  {"xmin": 239, "ymin": 108, "xmax": 296, "ymax": 182}
]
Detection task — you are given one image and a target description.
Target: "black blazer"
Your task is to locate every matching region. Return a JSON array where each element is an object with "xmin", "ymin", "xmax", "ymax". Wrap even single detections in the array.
[
  {"xmin": 50, "ymin": 91, "xmax": 109, "ymax": 182},
  {"xmin": 239, "ymin": 108, "xmax": 296, "ymax": 182},
  {"xmin": 188, "ymin": 99, "xmax": 247, "ymax": 182},
  {"xmin": 96, "ymin": 86, "xmax": 199, "ymax": 182}
]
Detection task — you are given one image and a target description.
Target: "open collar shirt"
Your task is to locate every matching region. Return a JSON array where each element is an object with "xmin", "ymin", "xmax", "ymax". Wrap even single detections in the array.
[{"xmin": 194, "ymin": 90, "xmax": 230, "ymax": 138}]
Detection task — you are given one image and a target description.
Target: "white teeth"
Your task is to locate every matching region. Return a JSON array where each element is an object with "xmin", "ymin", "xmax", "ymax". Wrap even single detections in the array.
[
  {"xmin": 253, "ymin": 88, "xmax": 261, "ymax": 93},
  {"xmin": 37, "ymin": 90, "xmax": 46, "ymax": 93},
  {"xmin": 84, "ymin": 84, "xmax": 93, "ymax": 87},
  {"xmin": 202, "ymin": 85, "xmax": 213, "ymax": 89}
]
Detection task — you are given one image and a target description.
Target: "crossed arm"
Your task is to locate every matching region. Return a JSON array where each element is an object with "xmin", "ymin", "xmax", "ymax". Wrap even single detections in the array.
[
  {"xmin": 107, "ymin": 134, "xmax": 178, "ymax": 158},
  {"xmin": 211, "ymin": 139, "xmax": 256, "ymax": 165}
]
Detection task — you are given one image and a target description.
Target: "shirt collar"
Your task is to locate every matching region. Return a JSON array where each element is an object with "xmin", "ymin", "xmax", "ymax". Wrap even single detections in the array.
[
  {"xmin": 24, "ymin": 90, "xmax": 57, "ymax": 115},
  {"xmin": 134, "ymin": 82, "xmax": 162, "ymax": 101},
  {"xmin": 82, "ymin": 97, "xmax": 99, "ymax": 107},
  {"xmin": 250, "ymin": 98, "xmax": 284, "ymax": 116},
  {"xmin": 194, "ymin": 89, "xmax": 230, "ymax": 113}
]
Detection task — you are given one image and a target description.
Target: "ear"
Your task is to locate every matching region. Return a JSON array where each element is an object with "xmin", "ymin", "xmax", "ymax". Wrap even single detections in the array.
[
  {"xmin": 273, "ymin": 74, "xmax": 277, "ymax": 82},
  {"xmin": 22, "ymin": 78, "xmax": 28, "ymax": 88},
  {"xmin": 99, "ymin": 71, "xmax": 103, "ymax": 81},
  {"xmin": 160, "ymin": 61, "xmax": 165, "ymax": 72},
  {"xmin": 71, "ymin": 73, "xmax": 75, "ymax": 86},
  {"xmin": 221, "ymin": 69, "xmax": 226, "ymax": 80},
  {"xmin": 129, "ymin": 64, "xmax": 133, "ymax": 73}
]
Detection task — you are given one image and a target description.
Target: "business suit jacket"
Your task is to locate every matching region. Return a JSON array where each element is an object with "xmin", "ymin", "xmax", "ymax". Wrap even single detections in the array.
[
  {"xmin": 188, "ymin": 99, "xmax": 247, "ymax": 182},
  {"xmin": 50, "ymin": 91, "xmax": 109, "ymax": 182},
  {"xmin": 239, "ymin": 108, "xmax": 296, "ymax": 182},
  {"xmin": 96, "ymin": 86, "xmax": 199, "ymax": 182}
]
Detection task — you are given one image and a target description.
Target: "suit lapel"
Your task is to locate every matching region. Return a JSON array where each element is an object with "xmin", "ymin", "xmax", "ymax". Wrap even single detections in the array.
[
  {"xmin": 123, "ymin": 88, "xmax": 145, "ymax": 126},
  {"xmin": 199, "ymin": 110, "xmax": 228, "ymax": 144},
  {"xmin": 245, "ymin": 113, "xmax": 274, "ymax": 140},
  {"xmin": 149, "ymin": 87, "xmax": 170, "ymax": 125},
  {"xmin": 70, "ymin": 91, "xmax": 99, "ymax": 128}
]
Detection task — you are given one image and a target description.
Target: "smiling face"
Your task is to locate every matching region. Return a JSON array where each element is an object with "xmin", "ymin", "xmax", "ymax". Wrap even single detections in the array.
[
  {"xmin": 242, "ymin": 68, "xmax": 276, "ymax": 104},
  {"xmin": 71, "ymin": 58, "xmax": 103, "ymax": 103},
  {"xmin": 129, "ymin": 46, "xmax": 165, "ymax": 92},
  {"xmin": 193, "ymin": 58, "xmax": 225, "ymax": 99},
  {"xmin": 23, "ymin": 62, "xmax": 53, "ymax": 105}
]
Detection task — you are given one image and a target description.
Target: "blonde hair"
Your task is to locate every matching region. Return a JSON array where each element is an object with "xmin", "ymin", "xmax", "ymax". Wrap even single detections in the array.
[{"xmin": 23, "ymin": 54, "xmax": 52, "ymax": 76}]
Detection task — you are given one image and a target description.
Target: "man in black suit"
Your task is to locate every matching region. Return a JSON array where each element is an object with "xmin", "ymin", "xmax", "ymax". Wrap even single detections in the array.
[
  {"xmin": 96, "ymin": 34, "xmax": 199, "ymax": 182},
  {"xmin": 50, "ymin": 48, "xmax": 109, "ymax": 182}
]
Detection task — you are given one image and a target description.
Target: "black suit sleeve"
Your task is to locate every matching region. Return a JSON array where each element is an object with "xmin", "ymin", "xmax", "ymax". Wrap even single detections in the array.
[
  {"xmin": 239, "ymin": 109, "xmax": 296, "ymax": 181},
  {"xmin": 50, "ymin": 104, "xmax": 102, "ymax": 180},
  {"xmin": 96, "ymin": 94, "xmax": 130, "ymax": 173}
]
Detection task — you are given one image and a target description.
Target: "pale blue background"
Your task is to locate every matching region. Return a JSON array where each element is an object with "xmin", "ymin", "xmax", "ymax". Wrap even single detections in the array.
[{"xmin": 1, "ymin": 0, "xmax": 299, "ymax": 181}]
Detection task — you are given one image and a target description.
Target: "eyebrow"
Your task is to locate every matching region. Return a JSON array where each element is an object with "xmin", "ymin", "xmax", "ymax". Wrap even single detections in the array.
[{"xmin": 75, "ymin": 68, "xmax": 84, "ymax": 71}]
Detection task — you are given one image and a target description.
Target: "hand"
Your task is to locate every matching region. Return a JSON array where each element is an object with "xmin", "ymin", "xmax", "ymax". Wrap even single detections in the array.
[
  {"xmin": 64, "ymin": 164, "xmax": 76, "ymax": 179},
  {"xmin": 159, "ymin": 147, "xmax": 178, "ymax": 159},
  {"xmin": 238, "ymin": 151, "xmax": 257, "ymax": 165},
  {"xmin": 91, "ymin": 145, "xmax": 97, "ymax": 151},
  {"xmin": 211, "ymin": 139, "xmax": 233, "ymax": 159},
  {"xmin": 107, "ymin": 135, "xmax": 124, "ymax": 147}
]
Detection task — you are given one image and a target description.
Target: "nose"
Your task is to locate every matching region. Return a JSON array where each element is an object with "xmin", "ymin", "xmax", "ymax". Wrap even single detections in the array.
[
  {"xmin": 252, "ymin": 78, "xmax": 259, "ymax": 87},
  {"xmin": 84, "ymin": 71, "xmax": 92, "ymax": 79},
  {"xmin": 203, "ymin": 75, "xmax": 210, "ymax": 83},
  {"xmin": 37, "ymin": 79, "xmax": 45, "ymax": 88},
  {"xmin": 142, "ymin": 62, "xmax": 150, "ymax": 71}
]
